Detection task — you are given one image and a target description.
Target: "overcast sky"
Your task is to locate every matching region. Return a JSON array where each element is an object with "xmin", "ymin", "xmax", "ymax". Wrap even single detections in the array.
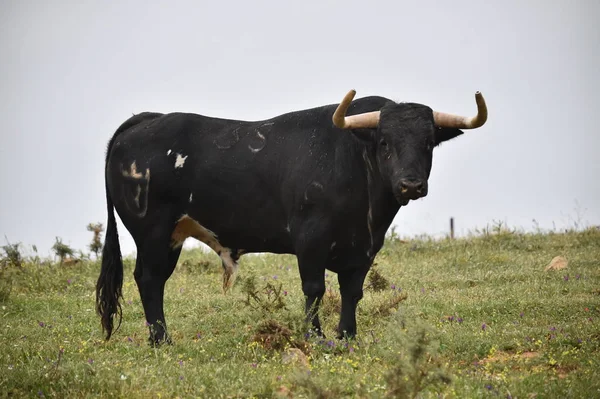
[{"xmin": 1, "ymin": 0, "xmax": 598, "ymax": 258}]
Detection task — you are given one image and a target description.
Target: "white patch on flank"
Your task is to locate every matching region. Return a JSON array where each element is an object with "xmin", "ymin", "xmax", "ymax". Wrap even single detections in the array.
[
  {"xmin": 167, "ymin": 149, "xmax": 172, "ymax": 156},
  {"xmin": 285, "ymin": 224, "xmax": 291, "ymax": 233},
  {"xmin": 330, "ymin": 242, "xmax": 336, "ymax": 250},
  {"xmin": 171, "ymin": 215, "xmax": 238, "ymax": 291},
  {"xmin": 174, "ymin": 153, "xmax": 188, "ymax": 168},
  {"xmin": 189, "ymin": 193, "xmax": 193, "ymax": 203}
]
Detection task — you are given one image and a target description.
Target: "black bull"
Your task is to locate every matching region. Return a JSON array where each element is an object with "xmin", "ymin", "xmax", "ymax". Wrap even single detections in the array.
[{"xmin": 96, "ymin": 90, "xmax": 488, "ymax": 344}]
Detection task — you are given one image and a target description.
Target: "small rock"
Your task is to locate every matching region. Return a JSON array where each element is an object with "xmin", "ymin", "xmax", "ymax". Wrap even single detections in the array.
[
  {"xmin": 281, "ymin": 348, "xmax": 309, "ymax": 369},
  {"xmin": 545, "ymin": 256, "xmax": 568, "ymax": 271}
]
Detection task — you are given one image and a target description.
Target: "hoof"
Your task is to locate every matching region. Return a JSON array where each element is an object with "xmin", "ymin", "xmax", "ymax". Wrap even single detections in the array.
[{"xmin": 148, "ymin": 335, "xmax": 172, "ymax": 347}]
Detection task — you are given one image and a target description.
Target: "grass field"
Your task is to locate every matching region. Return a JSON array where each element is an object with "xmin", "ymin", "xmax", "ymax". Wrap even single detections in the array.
[{"xmin": 1, "ymin": 227, "xmax": 599, "ymax": 398}]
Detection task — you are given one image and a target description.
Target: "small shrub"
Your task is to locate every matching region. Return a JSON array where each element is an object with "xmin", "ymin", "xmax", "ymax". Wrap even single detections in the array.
[
  {"xmin": 241, "ymin": 274, "xmax": 286, "ymax": 312},
  {"xmin": 51, "ymin": 237, "xmax": 74, "ymax": 264},
  {"xmin": 0, "ymin": 267, "xmax": 12, "ymax": 302},
  {"xmin": 86, "ymin": 223, "xmax": 104, "ymax": 259},
  {"xmin": 366, "ymin": 265, "xmax": 390, "ymax": 292},
  {"xmin": 252, "ymin": 319, "xmax": 309, "ymax": 354},
  {"xmin": 1, "ymin": 240, "xmax": 23, "ymax": 268},
  {"xmin": 178, "ymin": 259, "xmax": 216, "ymax": 274},
  {"xmin": 320, "ymin": 288, "xmax": 341, "ymax": 318},
  {"xmin": 383, "ymin": 315, "xmax": 452, "ymax": 398},
  {"xmin": 375, "ymin": 292, "xmax": 408, "ymax": 317}
]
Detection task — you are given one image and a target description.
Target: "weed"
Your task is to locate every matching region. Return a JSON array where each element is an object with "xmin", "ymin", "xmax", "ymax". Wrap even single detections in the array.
[
  {"xmin": 0, "ymin": 267, "xmax": 12, "ymax": 302},
  {"xmin": 252, "ymin": 319, "xmax": 310, "ymax": 354},
  {"xmin": 178, "ymin": 258, "xmax": 216, "ymax": 274},
  {"xmin": 1, "ymin": 238, "xmax": 23, "ymax": 268},
  {"xmin": 366, "ymin": 264, "xmax": 390, "ymax": 292},
  {"xmin": 384, "ymin": 315, "xmax": 452, "ymax": 398},
  {"xmin": 320, "ymin": 287, "xmax": 341, "ymax": 318},
  {"xmin": 374, "ymin": 292, "xmax": 408, "ymax": 317},
  {"xmin": 241, "ymin": 274, "xmax": 287, "ymax": 313}
]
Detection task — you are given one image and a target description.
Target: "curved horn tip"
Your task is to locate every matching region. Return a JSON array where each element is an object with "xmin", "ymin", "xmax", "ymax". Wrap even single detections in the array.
[{"xmin": 344, "ymin": 89, "xmax": 357, "ymax": 102}]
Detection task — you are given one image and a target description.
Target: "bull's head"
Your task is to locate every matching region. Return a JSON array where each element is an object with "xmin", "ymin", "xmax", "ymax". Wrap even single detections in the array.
[{"xmin": 333, "ymin": 90, "xmax": 487, "ymax": 205}]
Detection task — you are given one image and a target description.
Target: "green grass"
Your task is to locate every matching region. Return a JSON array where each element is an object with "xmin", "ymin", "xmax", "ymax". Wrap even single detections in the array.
[{"xmin": 1, "ymin": 228, "xmax": 599, "ymax": 398}]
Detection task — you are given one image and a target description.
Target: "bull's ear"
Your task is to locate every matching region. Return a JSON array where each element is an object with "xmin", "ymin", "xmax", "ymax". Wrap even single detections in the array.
[{"xmin": 434, "ymin": 127, "xmax": 464, "ymax": 146}]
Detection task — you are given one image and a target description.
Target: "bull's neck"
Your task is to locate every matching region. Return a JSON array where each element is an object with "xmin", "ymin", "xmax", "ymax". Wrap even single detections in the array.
[{"xmin": 359, "ymin": 142, "xmax": 401, "ymax": 257}]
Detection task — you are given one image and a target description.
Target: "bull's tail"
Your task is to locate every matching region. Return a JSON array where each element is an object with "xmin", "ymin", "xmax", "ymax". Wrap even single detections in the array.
[
  {"xmin": 96, "ymin": 182, "xmax": 123, "ymax": 340},
  {"xmin": 96, "ymin": 130, "xmax": 126, "ymax": 341}
]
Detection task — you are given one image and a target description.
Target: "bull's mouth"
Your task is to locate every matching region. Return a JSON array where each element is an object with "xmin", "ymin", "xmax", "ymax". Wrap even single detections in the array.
[{"xmin": 396, "ymin": 196, "xmax": 410, "ymax": 206}]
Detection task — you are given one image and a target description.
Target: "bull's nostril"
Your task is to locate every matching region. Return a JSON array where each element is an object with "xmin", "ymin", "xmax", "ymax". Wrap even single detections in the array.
[{"xmin": 399, "ymin": 179, "xmax": 426, "ymax": 198}]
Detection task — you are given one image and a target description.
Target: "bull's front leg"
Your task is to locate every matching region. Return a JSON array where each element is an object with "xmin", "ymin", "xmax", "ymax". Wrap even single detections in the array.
[
  {"xmin": 297, "ymin": 260, "xmax": 326, "ymax": 336},
  {"xmin": 337, "ymin": 266, "xmax": 370, "ymax": 339}
]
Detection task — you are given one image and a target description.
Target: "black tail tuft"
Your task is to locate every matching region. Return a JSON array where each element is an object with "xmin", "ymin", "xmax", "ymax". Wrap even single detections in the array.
[
  {"xmin": 96, "ymin": 184, "xmax": 124, "ymax": 340},
  {"xmin": 96, "ymin": 124, "xmax": 127, "ymax": 341}
]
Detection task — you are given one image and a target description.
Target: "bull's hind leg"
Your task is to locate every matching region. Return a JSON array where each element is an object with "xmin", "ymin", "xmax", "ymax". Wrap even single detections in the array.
[{"xmin": 134, "ymin": 219, "xmax": 182, "ymax": 346}]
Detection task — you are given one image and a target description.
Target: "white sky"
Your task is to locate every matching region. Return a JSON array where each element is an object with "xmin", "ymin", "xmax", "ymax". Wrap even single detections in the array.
[{"xmin": 1, "ymin": 0, "xmax": 598, "ymax": 257}]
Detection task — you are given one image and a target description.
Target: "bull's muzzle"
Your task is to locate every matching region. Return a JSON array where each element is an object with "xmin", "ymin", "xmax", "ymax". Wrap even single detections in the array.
[{"xmin": 398, "ymin": 179, "xmax": 427, "ymax": 201}]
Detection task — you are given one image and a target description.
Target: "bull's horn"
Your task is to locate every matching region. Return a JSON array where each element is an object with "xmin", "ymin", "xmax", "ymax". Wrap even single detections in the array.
[
  {"xmin": 432, "ymin": 91, "xmax": 488, "ymax": 129},
  {"xmin": 332, "ymin": 90, "xmax": 380, "ymax": 129}
]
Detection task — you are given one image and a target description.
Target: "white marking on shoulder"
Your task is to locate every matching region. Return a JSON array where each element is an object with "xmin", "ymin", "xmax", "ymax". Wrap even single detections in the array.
[
  {"xmin": 285, "ymin": 224, "xmax": 291, "ymax": 233},
  {"xmin": 189, "ymin": 193, "xmax": 193, "ymax": 203},
  {"xmin": 167, "ymin": 149, "xmax": 172, "ymax": 156},
  {"xmin": 174, "ymin": 153, "xmax": 188, "ymax": 168},
  {"xmin": 330, "ymin": 242, "xmax": 336, "ymax": 250}
]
